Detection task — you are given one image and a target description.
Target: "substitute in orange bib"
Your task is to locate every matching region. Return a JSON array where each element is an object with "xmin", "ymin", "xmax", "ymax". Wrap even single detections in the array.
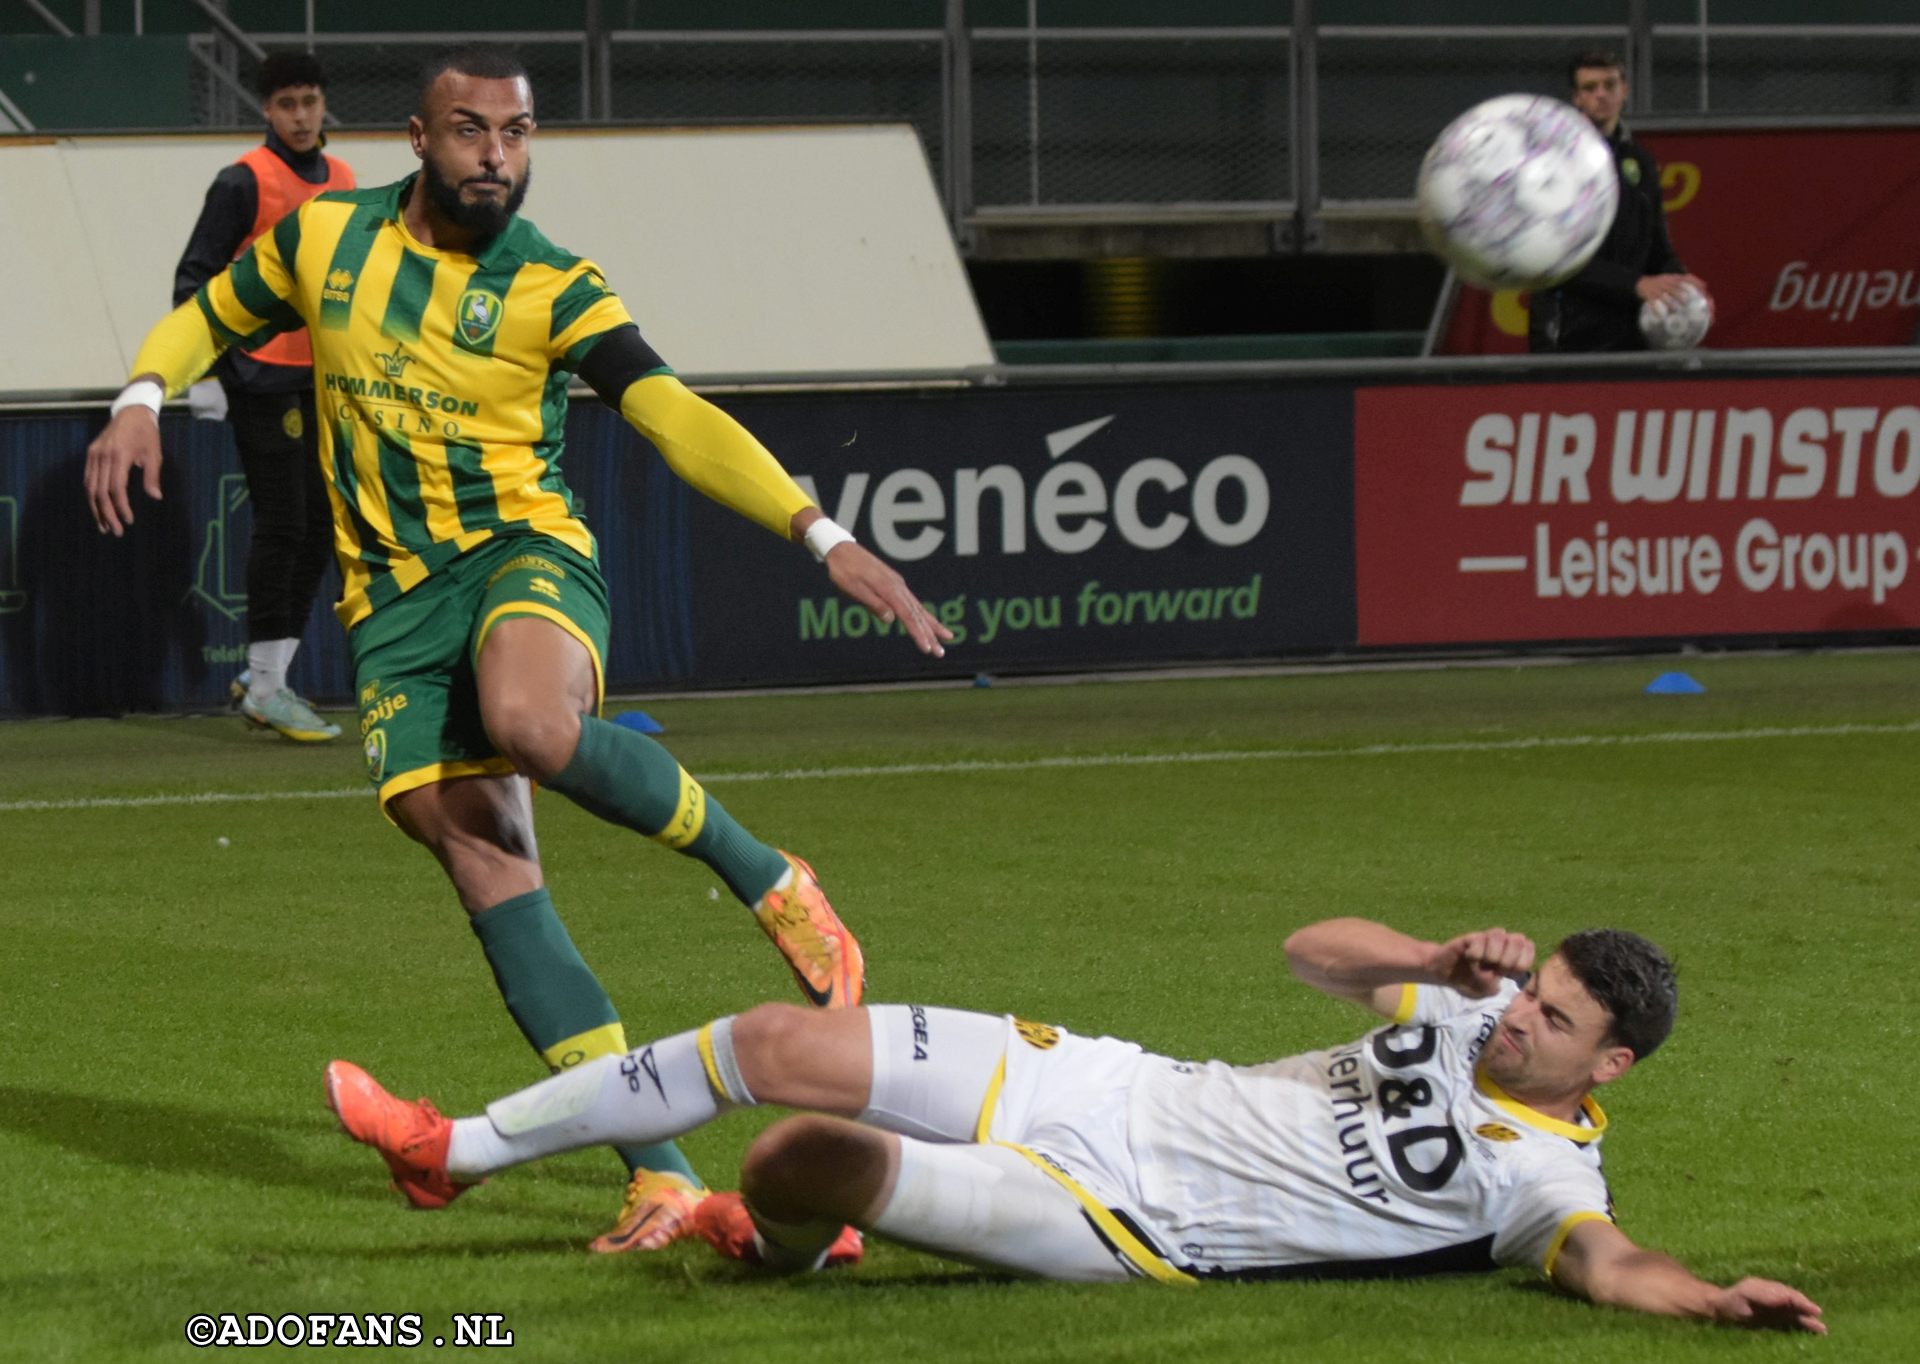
[{"xmin": 173, "ymin": 52, "xmax": 355, "ymax": 741}]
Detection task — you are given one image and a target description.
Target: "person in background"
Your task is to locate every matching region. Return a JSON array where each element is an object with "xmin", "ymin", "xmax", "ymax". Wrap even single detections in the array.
[
  {"xmin": 173, "ymin": 52, "xmax": 354, "ymax": 740},
  {"xmin": 1529, "ymin": 51, "xmax": 1711, "ymax": 354}
]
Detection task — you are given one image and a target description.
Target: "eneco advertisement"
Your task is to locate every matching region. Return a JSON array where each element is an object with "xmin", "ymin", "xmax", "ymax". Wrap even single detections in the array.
[
  {"xmin": 1438, "ymin": 126, "xmax": 1920, "ymax": 354},
  {"xmin": 1354, "ymin": 377, "xmax": 1920, "ymax": 644},
  {"xmin": 672, "ymin": 385, "xmax": 1358, "ymax": 684}
]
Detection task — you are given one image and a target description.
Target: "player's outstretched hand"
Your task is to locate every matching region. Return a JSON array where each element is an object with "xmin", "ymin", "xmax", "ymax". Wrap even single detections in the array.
[
  {"xmin": 824, "ymin": 543, "xmax": 953, "ymax": 658},
  {"xmin": 1710, "ymin": 1278, "xmax": 1826, "ymax": 1334},
  {"xmin": 85, "ymin": 407, "xmax": 166, "ymax": 537},
  {"xmin": 1429, "ymin": 927, "xmax": 1534, "ymax": 998}
]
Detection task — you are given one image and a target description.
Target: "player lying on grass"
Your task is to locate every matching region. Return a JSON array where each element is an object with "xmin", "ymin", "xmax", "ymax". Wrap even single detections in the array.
[{"xmin": 327, "ymin": 917, "xmax": 1823, "ymax": 1331}]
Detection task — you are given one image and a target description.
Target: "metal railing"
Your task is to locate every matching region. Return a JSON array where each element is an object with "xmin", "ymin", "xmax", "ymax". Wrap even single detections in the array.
[{"xmin": 17, "ymin": 7, "xmax": 1920, "ymax": 248}]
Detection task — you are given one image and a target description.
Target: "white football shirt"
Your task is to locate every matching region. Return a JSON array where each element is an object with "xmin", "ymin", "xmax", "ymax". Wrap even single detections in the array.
[{"xmin": 1126, "ymin": 979, "xmax": 1613, "ymax": 1279}]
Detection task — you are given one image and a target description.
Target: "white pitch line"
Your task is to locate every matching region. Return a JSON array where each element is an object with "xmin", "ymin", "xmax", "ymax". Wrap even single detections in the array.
[{"xmin": 4, "ymin": 719, "xmax": 1918, "ymax": 815}]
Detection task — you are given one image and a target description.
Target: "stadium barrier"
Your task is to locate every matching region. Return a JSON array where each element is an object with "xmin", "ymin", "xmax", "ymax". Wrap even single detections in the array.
[{"xmin": 4, "ymin": 351, "xmax": 1919, "ymax": 716}]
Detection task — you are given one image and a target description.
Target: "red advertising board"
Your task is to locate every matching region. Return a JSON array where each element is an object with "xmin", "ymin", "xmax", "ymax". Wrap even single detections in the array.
[
  {"xmin": 1437, "ymin": 126, "xmax": 1920, "ymax": 354},
  {"xmin": 1355, "ymin": 377, "xmax": 1920, "ymax": 645}
]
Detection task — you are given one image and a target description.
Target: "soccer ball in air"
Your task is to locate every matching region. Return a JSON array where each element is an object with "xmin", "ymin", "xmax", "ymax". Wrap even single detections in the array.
[
  {"xmin": 1640, "ymin": 281, "xmax": 1713, "ymax": 349},
  {"xmin": 1416, "ymin": 94, "xmax": 1619, "ymax": 291}
]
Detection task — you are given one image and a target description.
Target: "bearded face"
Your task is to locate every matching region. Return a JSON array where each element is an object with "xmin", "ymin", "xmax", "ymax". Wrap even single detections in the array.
[{"xmin": 419, "ymin": 148, "xmax": 530, "ymax": 240}]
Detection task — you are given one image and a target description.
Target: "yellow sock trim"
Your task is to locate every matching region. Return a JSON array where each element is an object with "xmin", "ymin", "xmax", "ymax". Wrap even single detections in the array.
[
  {"xmin": 651, "ymin": 767, "xmax": 708, "ymax": 850},
  {"xmin": 541, "ymin": 1021, "xmax": 630, "ymax": 1073},
  {"xmin": 695, "ymin": 1022, "xmax": 727, "ymax": 1100}
]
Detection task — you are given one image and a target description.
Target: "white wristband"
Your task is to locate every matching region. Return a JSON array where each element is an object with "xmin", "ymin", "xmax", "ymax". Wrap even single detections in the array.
[
  {"xmin": 110, "ymin": 379, "xmax": 165, "ymax": 420},
  {"xmin": 803, "ymin": 517, "xmax": 856, "ymax": 563}
]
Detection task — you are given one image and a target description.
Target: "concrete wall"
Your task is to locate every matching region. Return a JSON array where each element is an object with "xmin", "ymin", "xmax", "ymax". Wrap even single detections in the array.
[{"xmin": 0, "ymin": 123, "xmax": 991, "ymax": 394}]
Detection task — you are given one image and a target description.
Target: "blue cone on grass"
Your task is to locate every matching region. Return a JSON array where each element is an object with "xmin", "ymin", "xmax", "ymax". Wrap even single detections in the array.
[{"xmin": 1645, "ymin": 672, "xmax": 1706, "ymax": 696}]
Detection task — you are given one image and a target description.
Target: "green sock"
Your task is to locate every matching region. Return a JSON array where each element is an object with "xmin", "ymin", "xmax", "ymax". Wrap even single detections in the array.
[
  {"xmin": 548, "ymin": 714, "xmax": 790, "ymax": 906},
  {"xmin": 469, "ymin": 888, "xmax": 700, "ymax": 1185}
]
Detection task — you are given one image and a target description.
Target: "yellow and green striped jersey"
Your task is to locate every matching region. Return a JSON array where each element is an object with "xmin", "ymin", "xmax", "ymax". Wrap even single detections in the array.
[{"xmin": 194, "ymin": 175, "xmax": 653, "ymax": 628}]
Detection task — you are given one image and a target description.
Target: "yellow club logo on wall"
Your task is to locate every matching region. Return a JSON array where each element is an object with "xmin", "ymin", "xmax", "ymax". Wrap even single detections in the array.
[{"xmin": 1490, "ymin": 290, "xmax": 1530, "ymax": 338}]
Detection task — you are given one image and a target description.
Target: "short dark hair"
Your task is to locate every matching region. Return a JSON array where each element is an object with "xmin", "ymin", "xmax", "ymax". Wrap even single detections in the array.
[
  {"xmin": 1554, "ymin": 929, "xmax": 1677, "ymax": 1061},
  {"xmin": 1568, "ymin": 50, "xmax": 1627, "ymax": 89},
  {"xmin": 417, "ymin": 45, "xmax": 531, "ymax": 113},
  {"xmin": 257, "ymin": 52, "xmax": 325, "ymax": 101}
]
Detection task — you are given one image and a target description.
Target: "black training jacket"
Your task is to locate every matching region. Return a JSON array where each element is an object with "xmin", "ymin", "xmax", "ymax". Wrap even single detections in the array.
[{"xmin": 1528, "ymin": 123, "xmax": 1685, "ymax": 354}]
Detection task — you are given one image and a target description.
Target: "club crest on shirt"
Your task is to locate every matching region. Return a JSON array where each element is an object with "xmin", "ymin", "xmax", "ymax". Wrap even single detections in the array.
[
  {"xmin": 1014, "ymin": 1018, "xmax": 1061, "ymax": 1050},
  {"xmin": 1475, "ymin": 1122, "xmax": 1523, "ymax": 1143},
  {"xmin": 457, "ymin": 289, "xmax": 505, "ymax": 346},
  {"xmin": 281, "ymin": 406, "xmax": 304, "ymax": 439}
]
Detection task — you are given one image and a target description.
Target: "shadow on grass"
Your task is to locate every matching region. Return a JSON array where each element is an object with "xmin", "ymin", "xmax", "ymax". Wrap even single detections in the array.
[
  {"xmin": 0, "ymin": 1085, "xmax": 378, "ymax": 1196},
  {"xmin": 311, "ymin": 1235, "xmax": 1019, "ymax": 1290},
  {"xmin": 331, "ymin": 1236, "xmax": 593, "ymax": 1262}
]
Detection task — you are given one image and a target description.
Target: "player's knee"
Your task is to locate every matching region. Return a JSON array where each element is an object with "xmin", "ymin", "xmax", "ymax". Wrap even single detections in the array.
[
  {"xmin": 730, "ymin": 1002, "xmax": 818, "ymax": 1089},
  {"xmin": 482, "ymin": 696, "xmax": 580, "ymax": 782},
  {"xmin": 741, "ymin": 1115, "xmax": 883, "ymax": 1225}
]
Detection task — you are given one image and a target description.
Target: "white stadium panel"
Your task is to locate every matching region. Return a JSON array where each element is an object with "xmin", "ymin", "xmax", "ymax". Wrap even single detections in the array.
[
  {"xmin": 0, "ymin": 141, "xmax": 132, "ymax": 392},
  {"xmin": 11, "ymin": 123, "xmax": 989, "ymax": 393}
]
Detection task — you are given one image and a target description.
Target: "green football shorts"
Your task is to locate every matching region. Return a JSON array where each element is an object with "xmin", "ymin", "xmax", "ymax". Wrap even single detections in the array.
[{"xmin": 350, "ymin": 534, "xmax": 610, "ymax": 816}]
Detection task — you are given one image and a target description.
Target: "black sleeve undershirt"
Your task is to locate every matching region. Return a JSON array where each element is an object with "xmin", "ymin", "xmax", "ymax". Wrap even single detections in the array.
[
  {"xmin": 573, "ymin": 324, "xmax": 670, "ymax": 409},
  {"xmin": 173, "ymin": 164, "xmax": 257, "ymax": 307}
]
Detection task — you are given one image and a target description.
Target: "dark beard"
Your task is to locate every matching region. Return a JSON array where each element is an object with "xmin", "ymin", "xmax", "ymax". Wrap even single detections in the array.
[{"xmin": 420, "ymin": 156, "xmax": 530, "ymax": 241}]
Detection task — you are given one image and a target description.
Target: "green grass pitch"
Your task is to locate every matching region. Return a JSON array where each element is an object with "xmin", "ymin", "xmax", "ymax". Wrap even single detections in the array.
[{"xmin": 3, "ymin": 652, "xmax": 1915, "ymax": 1362}]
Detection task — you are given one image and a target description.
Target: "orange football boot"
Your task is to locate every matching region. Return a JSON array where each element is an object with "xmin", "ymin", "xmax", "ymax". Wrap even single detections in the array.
[
  {"xmin": 691, "ymin": 1191, "xmax": 864, "ymax": 1269},
  {"xmin": 589, "ymin": 1169, "xmax": 706, "ymax": 1254},
  {"xmin": 324, "ymin": 1059, "xmax": 478, "ymax": 1209},
  {"xmin": 753, "ymin": 852, "xmax": 865, "ymax": 1009}
]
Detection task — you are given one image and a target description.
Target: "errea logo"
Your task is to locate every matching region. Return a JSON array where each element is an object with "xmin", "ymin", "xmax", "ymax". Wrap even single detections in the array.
[{"xmin": 323, "ymin": 268, "xmax": 355, "ymax": 303}]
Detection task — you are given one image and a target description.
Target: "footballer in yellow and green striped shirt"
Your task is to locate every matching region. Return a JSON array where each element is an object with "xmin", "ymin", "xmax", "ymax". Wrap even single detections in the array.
[
  {"xmin": 86, "ymin": 46, "xmax": 948, "ymax": 1250},
  {"xmin": 120, "ymin": 165, "xmax": 801, "ymax": 631}
]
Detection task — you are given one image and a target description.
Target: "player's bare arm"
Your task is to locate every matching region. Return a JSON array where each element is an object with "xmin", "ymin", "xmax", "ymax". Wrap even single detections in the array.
[
  {"xmin": 1552, "ymin": 1217, "xmax": 1825, "ymax": 1334},
  {"xmin": 1284, "ymin": 917, "xmax": 1535, "ymax": 1016}
]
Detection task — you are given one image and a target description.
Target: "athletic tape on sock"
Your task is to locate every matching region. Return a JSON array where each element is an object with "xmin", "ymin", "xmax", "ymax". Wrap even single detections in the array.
[{"xmin": 485, "ymin": 1054, "xmax": 612, "ymax": 1136}]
